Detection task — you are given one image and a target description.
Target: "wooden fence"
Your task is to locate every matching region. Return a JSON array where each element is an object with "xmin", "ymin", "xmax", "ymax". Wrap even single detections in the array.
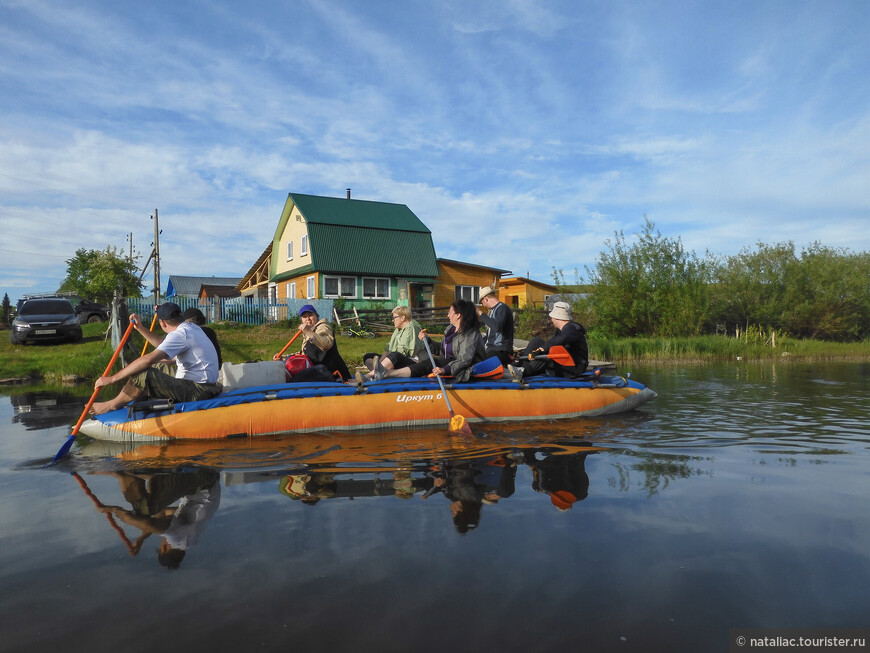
[{"xmin": 332, "ymin": 306, "xmax": 452, "ymax": 332}]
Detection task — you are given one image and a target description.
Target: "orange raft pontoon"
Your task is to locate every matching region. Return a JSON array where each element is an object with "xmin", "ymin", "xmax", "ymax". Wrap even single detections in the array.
[{"xmin": 77, "ymin": 374, "xmax": 657, "ymax": 443}]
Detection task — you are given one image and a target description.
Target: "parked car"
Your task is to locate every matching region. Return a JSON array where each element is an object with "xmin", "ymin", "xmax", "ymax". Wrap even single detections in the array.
[
  {"xmin": 74, "ymin": 299, "xmax": 110, "ymax": 323},
  {"xmin": 10, "ymin": 297, "xmax": 83, "ymax": 345}
]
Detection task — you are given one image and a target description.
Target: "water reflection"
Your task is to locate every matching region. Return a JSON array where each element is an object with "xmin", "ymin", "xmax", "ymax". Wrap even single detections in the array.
[
  {"xmin": 10, "ymin": 389, "xmax": 85, "ymax": 430},
  {"xmin": 68, "ymin": 430, "xmax": 603, "ymax": 540},
  {"xmin": 72, "ymin": 467, "xmax": 220, "ymax": 568}
]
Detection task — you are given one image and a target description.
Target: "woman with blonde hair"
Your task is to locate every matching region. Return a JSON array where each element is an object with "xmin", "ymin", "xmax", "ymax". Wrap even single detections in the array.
[{"xmin": 361, "ymin": 305, "xmax": 426, "ymax": 381}]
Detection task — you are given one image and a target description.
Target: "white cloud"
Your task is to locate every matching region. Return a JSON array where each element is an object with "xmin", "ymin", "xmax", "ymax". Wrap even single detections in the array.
[{"xmin": 1, "ymin": 0, "xmax": 869, "ymax": 301}]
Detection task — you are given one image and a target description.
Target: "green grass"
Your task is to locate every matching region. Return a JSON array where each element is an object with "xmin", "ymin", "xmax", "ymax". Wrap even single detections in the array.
[
  {"xmin": 0, "ymin": 321, "xmax": 392, "ymax": 382},
  {"xmin": 590, "ymin": 334, "xmax": 870, "ymax": 363},
  {"xmin": 2, "ymin": 322, "xmax": 869, "ymax": 383}
]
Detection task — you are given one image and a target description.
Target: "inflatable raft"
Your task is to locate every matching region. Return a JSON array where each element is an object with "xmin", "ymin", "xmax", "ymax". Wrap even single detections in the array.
[{"xmin": 77, "ymin": 362, "xmax": 656, "ymax": 442}]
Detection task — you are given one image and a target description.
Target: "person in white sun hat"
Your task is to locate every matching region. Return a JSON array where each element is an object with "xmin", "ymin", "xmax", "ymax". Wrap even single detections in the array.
[{"xmin": 507, "ymin": 301, "xmax": 588, "ymax": 382}]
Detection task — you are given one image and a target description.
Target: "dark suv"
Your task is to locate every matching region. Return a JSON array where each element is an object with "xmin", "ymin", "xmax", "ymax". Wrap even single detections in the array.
[
  {"xmin": 75, "ymin": 299, "xmax": 110, "ymax": 323},
  {"xmin": 10, "ymin": 297, "xmax": 83, "ymax": 345}
]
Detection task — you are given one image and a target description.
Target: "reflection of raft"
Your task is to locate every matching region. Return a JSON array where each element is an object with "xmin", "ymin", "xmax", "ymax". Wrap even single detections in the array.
[{"xmin": 78, "ymin": 374, "xmax": 656, "ymax": 443}]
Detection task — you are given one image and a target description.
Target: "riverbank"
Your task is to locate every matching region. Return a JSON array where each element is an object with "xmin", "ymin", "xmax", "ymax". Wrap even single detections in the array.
[{"xmin": 2, "ymin": 321, "xmax": 869, "ymax": 385}]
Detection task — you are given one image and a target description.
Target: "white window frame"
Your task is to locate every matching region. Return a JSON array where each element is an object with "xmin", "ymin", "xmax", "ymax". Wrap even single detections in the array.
[
  {"xmin": 301, "ymin": 235, "xmax": 309, "ymax": 256},
  {"xmin": 306, "ymin": 276, "xmax": 316, "ymax": 299},
  {"xmin": 362, "ymin": 277, "xmax": 391, "ymax": 300},
  {"xmin": 286, "ymin": 241, "xmax": 293, "ymax": 260},
  {"xmin": 455, "ymin": 285, "xmax": 480, "ymax": 304},
  {"xmin": 287, "ymin": 282, "xmax": 296, "ymax": 299},
  {"xmin": 323, "ymin": 275, "xmax": 357, "ymax": 299}
]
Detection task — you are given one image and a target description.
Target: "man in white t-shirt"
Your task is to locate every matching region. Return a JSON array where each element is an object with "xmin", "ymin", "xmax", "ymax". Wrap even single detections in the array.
[{"xmin": 91, "ymin": 302, "xmax": 220, "ymax": 415}]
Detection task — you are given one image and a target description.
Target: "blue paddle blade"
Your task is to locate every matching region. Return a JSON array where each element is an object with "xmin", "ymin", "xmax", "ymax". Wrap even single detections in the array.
[{"xmin": 50, "ymin": 434, "xmax": 77, "ymax": 464}]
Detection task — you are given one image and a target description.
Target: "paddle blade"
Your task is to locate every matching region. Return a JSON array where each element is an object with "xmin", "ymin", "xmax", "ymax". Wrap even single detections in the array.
[
  {"xmin": 50, "ymin": 434, "xmax": 77, "ymax": 464},
  {"xmin": 449, "ymin": 413, "xmax": 472, "ymax": 435},
  {"xmin": 546, "ymin": 345, "xmax": 576, "ymax": 367}
]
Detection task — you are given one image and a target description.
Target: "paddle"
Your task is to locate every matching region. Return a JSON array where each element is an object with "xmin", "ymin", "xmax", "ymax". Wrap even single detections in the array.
[
  {"xmin": 140, "ymin": 310, "xmax": 158, "ymax": 355},
  {"xmin": 421, "ymin": 331, "xmax": 472, "ymax": 435},
  {"xmin": 72, "ymin": 473, "xmax": 138, "ymax": 555},
  {"xmin": 50, "ymin": 319, "xmax": 136, "ymax": 463},
  {"xmin": 273, "ymin": 328, "xmax": 303, "ymax": 361},
  {"xmin": 530, "ymin": 345, "xmax": 575, "ymax": 367}
]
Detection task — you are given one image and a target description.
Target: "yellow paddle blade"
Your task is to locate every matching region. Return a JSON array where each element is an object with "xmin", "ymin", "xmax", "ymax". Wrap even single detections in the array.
[{"xmin": 449, "ymin": 414, "xmax": 472, "ymax": 435}]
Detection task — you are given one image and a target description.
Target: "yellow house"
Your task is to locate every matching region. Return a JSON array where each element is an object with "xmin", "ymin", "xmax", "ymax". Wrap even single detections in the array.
[
  {"xmin": 432, "ymin": 259, "xmax": 510, "ymax": 307},
  {"xmin": 495, "ymin": 276, "xmax": 557, "ymax": 309}
]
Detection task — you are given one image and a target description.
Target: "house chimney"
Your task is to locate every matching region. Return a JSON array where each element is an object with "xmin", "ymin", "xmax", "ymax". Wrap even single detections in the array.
[{"xmin": 346, "ymin": 188, "xmax": 351, "ymax": 199}]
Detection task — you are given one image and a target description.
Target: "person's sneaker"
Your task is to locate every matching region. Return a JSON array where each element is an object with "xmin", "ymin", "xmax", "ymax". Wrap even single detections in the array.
[
  {"xmin": 354, "ymin": 371, "xmax": 367, "ymax": 385},
  {"xmin": 373, "ymin": 356, "xmax": 386, "ymax": 380},
  {"xmin": 507, "ymin": 364, "xmax": 524, "ymax": 382}
]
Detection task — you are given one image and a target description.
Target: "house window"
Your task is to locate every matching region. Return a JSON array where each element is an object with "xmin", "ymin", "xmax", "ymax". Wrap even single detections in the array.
[
  {"xmin": 324, "ymin": 275, "xmax": 357, "ymax": 298},
  {"xmin": 455, "ymin": 285, "xmax": 480, "ymax": 304},
  {"xmin": 286, "ymin": 241, "xmax": 293, "ymax": 260},
  {"xmin": 287, "ymin": 282, "xmax": 296, "ymax": 299},
  {"xmin": 306, "ymin": 276, "xmax": 316, "ymax": 299},
  {"xmin": 301, "ymin": 235, "xmax": 308, "ymax": 256},
  {"xmin": 362, "ymin": 277, "xmax": 390, "ymax": 299}
]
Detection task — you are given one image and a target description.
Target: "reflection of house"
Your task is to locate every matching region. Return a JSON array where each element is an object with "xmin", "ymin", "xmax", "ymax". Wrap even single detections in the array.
[
  {"xmin": 493, "ymin": 276, "xmax": 557, "ymax": 309},
  {"xmin": 166, "ymin": 275, "xmax": 243, "ymax": 300}
]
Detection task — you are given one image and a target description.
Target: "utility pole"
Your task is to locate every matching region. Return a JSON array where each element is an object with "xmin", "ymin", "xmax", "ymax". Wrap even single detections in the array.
[
  {"xmin": 151, "ymin": 209, "xmax": 161, "ymax": 306},
  {"xmin": 127, "ymin": 232, "xmax": 134, "ymax": 262}
]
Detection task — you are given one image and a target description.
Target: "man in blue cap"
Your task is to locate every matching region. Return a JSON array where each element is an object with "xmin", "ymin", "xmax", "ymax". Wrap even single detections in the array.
[
  {"xmin": 292, "ymin": 304, "xmax": 350, "ymax": 381},
  {"xmin": 91, "ymin": 302, "xmax": 221, "ymax": 415}
]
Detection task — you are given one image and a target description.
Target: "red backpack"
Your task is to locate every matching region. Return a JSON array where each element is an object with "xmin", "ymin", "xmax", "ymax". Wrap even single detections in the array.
[{"xmin": 284, "ymin": 353, "xmax": 313, "ymax": 379}]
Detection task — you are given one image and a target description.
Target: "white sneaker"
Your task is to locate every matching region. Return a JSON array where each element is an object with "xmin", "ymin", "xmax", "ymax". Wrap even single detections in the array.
[{"xmin": 507, "ymin": 364, "xmax": 524, "ymax": 382}]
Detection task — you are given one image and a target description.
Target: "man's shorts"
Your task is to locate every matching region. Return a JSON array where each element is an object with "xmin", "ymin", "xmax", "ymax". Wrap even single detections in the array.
[{"xmin": 130, "ymin": 367, "xmax": 221, "ymax": 404}]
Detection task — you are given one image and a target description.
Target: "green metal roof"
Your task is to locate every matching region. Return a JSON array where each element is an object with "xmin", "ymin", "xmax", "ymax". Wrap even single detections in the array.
[
  {"xmin": 289, "ymin": 193, "xmax": 431, "ymax": 232},
  {"xmin": 273, "ymin": 193, "xmax": 439, "ymax": 279}
]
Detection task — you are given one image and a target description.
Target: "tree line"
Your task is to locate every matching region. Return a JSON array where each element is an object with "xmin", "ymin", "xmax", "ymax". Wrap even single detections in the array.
[{"xmin": 557, "ymin": 218, "xmax": 870, "ymax": 341}]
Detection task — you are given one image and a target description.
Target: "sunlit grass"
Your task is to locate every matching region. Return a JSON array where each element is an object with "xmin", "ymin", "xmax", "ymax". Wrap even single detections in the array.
[
  {"xmin": 2, "ymin": 321, "xmax": 868, "ymax": 383},
  {"xmin": 591, "ymin": 334, "xmax": 870, "ymax": 363}
]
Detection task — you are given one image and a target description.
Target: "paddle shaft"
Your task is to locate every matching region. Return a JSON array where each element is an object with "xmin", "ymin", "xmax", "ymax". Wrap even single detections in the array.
[
  {"xmin": 421, "ymin": 333, "xmax": 458, "ymax": 415},
  {"xmin": 140, "ymin": 311, "xmax": 158, "ymax": 355},
  {"xmin": 72, "ymin": 473, "xmax": 137, "ymax": 554},
  {"xmin": 50, "ymin": 319, "xmax": 136, "ymax": 463},
  {"xmin": 73, "ymin": 320, "xmax": 136, "ymax": 436},
  {"xmin": 274, "ymin": 328, "xmax": 303, "ymax": 360}
]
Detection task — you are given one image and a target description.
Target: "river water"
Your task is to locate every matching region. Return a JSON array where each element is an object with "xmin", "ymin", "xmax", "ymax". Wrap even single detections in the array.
[{"xmin": 1, "ymin": 362, "xmax": 868, "ymax": 652}]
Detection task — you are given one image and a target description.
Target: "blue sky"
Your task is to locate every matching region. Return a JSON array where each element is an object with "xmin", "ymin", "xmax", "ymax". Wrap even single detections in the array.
[{"xmin": 2, "ymin": 0, "xmax": 868, "ymax": 302}]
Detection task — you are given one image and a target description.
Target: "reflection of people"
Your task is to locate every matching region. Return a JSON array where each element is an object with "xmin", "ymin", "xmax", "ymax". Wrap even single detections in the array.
[
  {"xmin": 526, "ymin": 449, "xmax": 590, "ymax": 511},
  {"xmin": 90, "ymin": 467, "xmax": 221, "ymax": 568},
  {"xmin": 91, "ymin": 302, "xmax": 221, "ymax": 415},
  {"xmin": 279, "ymin": 472, "xmax": 337, "ymax": 505},
  {"xmin": 424, "ymin": 456, "xmax": 515, "ymax": 533},
  {"xmin": 361, "ymin": 306, "xmax": 425, "ymax": 381},
  {"xmin": 477, "ymin": 286, "xmax": 515, "ymax": 366},
  {"xmin": 508, "ymin": 301, "xmax": 588, "ymax": 381},
  {"xmin": 182, "ymin": 307, "xmax": 223, "ymax": 368}
]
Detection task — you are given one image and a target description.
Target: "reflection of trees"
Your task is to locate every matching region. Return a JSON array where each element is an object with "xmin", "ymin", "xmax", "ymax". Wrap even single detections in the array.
[
  {"xmin": 608, "ymin": 452, "xmax": 709, "ymax": 496},
  {"xmin": 10, "ymin": 390, "xmax": 85, "ymax": 430}
]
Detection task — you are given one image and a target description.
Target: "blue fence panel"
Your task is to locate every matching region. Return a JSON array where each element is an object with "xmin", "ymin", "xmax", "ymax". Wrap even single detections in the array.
[{"xmin": 125, "ymin": 297, "xmax": 335, "ymax": 326}]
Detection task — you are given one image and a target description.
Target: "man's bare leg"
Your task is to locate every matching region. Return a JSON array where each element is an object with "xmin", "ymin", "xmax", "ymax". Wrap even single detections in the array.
[{"xmin": 91, "ymin": 381, "xmax": 145, "ymax": 415}]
